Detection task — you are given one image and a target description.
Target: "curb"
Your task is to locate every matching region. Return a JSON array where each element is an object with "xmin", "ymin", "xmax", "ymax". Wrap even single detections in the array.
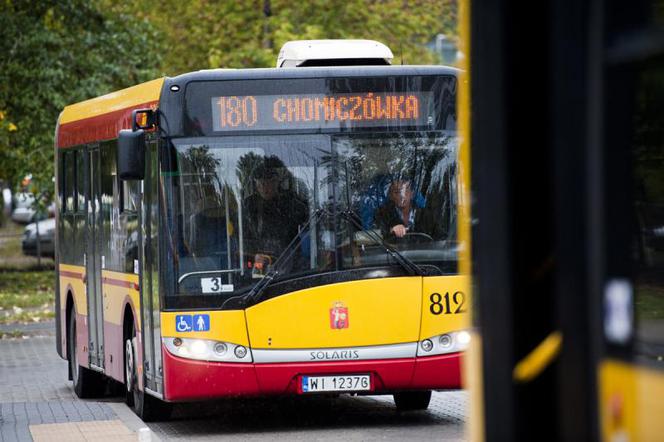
[{"xmin": 108, "ymin": 402, "xmax": 162, "ymax": 442}]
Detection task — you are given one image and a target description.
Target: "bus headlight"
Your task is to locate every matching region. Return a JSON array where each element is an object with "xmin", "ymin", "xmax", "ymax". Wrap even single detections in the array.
[
  {"xmin": 190, "ymin": 340, "xmax": 208, "ymax": 357},
  {"xmin": 456, "ymin": 330, "xmax": 471, "ymax": 347},
  {"xmin": 164, "ymin": 338, "xmax": 252, "ymax": 363},
  {"xmin": 417, "ymin": 330, "xmax": 471, "ymax": 357}
]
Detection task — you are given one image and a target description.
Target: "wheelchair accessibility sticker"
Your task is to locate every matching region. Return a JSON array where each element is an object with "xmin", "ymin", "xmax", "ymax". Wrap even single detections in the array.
[
  {"xmin": 175, "ymin": 314, "xmax": 210, "ymax": 332},
  {"xmin": 175, "ymin": 315, "xmax": 193, "ymax": 332}
]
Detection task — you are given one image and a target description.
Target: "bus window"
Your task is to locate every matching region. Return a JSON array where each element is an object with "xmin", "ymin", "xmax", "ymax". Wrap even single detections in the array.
[
  {"xmin": 64, "ymin": 151, "xmax": 75, "ymax": 214},
  {"xmin": 120, "ymin": 176, "xmax": 141, "ymax": 274},
  {"xmin": 121, "ymin": 180, "xmax": 140, "ymax": 214},
  {"xmin": 76, "ymin": 149, "xmax": 85, "ymax": 213},
  {"xmin": 59, "ymin": 154, "xmax": 65, "ymax": 212},
  {"xmin": 335, "ymin": 133, "xmax": 458, "ymax": 274}
]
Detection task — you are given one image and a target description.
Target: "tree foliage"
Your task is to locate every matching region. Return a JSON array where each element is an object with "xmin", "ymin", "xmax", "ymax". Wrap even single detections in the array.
[
  {"xmin": 108, "ymin": 0, "xmax": 457, "ymax": 75},
  {"xmin": 0, "ymin": 0, "xmax": 162, "ymax": 194}
]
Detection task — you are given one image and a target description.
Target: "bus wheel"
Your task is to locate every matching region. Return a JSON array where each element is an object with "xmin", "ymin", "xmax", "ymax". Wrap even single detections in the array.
[
  {"xmin": 124, "ymin": 326, "xmax": 172, "ymax": 421},
  {"xmin": 68, "ymin": 311, "xmax": 104, "ymax": 398},
  {"xmin": 393, "ymin": 390, "xmax": 432, "ymax": 411},
  {"xmin": 124, "ymin": 337, "xmax": 135, "ymax": 407}
]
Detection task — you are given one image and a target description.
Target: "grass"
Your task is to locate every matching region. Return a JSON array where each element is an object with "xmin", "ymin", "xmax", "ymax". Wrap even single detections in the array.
[
  {"xmin": 0, "ymin": 270, "xmax": 55, "ymax": 324},
  {"xmin": 0, "ymin": 330, "xmax": 25, "ymax": 339},
  {"xmin": 0, "ymin": 309, "xmax": 55, "ymax": 324},
  {"xmin": 0, "ymin": 271, "xmax": 55, "ymax": 309}
]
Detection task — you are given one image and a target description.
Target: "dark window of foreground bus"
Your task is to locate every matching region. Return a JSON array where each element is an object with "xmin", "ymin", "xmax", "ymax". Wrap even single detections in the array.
[{"xmin": 632, "ymin": 64, "xmax": 664, "ymax": 360}]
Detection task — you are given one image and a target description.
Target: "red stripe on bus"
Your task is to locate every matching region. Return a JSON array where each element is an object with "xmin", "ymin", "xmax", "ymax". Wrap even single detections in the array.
[
  {"xmin": 56, "ymin": 100, "xmax": 158, "ymax": 148},
  {"xmin": 60, "ymin": 270, "xmax": 85, "ymax": 282},
  {"xmin": 60, "ymin": 269, "xmax": 138, "ymax": 290},
  {"xmin": 102, "ymin": 276, "xmax": 139, "ymax": 291},
  {"xmin": 60, "ymin": 270, "xmax": 82, "ymax": 278}
]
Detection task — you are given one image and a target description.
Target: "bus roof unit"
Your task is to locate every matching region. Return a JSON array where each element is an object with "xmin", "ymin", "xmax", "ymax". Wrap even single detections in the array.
[{"xmin": 276, "ymin": 39, "xmax": 393, "ymax": 68}]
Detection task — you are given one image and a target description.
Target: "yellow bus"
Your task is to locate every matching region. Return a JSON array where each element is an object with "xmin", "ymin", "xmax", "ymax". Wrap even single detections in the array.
[{"xmin": 54, "ymin": 40, "xmax": 469, "ymax": 420}]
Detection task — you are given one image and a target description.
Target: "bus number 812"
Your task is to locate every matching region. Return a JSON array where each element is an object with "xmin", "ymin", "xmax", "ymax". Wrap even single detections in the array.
[{"xmin": 430, "ymin": 291, "xmax": 466, "ymax": 315}]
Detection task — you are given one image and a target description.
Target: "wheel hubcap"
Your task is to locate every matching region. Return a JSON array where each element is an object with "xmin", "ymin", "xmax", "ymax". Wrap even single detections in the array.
[{"xmin": 125, "ymin": 339, "xmax": 134, "ymax": 392}]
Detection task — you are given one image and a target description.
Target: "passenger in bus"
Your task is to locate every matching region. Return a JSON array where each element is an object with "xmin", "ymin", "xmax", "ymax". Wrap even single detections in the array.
[
  {"xmin": 189, "ymin": 193, "xmax": 236, "ymax": 266},
  {"xmin": 373, "ymin": 178, "xmax": 441, "ymax": 241},
  {"xmin": 243, "ymin": 157, "xmax": 308, "ymax": 273}
]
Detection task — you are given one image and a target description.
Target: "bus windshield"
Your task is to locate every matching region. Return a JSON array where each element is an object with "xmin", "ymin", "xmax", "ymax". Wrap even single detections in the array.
[
  {"xmin": 161, "ymin": 75, "xmax": 458, "ymax": 308},
  {"xmin": 163, "ymin": 132, "xmax": 457, "ymax": 303}
]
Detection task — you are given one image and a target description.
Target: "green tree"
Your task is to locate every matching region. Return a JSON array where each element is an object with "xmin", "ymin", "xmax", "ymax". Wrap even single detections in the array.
[
  {"xmin": 0, "ymin": 0, "xmax": 162, "ymax": 197},
  {"xmin": 108, "ymin": 0, "xmax": 456, "ymax": 75}
]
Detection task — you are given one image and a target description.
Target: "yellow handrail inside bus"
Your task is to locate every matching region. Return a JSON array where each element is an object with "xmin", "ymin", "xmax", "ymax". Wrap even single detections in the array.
[{"xmin": 513, "ymin": 331, "xmax": 563, "ymax": 383}]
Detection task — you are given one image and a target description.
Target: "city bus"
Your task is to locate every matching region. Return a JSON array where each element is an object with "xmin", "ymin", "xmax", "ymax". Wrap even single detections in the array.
[{"xmin": 54, "ymin": 40, "xmax": 469, "ymax": 420}]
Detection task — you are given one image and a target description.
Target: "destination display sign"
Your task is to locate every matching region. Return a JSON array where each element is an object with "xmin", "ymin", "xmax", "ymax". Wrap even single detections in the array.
[{"xmin": 210, "ymin": 92, "xmax": 434, "ymax": 132}]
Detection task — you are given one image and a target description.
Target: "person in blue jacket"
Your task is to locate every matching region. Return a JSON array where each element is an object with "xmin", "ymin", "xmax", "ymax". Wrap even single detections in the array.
[{"xmin": 360, "ymin": 174, "xmax": 425, "ymax": 231}]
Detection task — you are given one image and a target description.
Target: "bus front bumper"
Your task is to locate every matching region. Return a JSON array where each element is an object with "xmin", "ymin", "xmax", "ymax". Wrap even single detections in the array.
[{"xmin": 162, "ymin": 346, "xmax": 461, "ymax": 402}]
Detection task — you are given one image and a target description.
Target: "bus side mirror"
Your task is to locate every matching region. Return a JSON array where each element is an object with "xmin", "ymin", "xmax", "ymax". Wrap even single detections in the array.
[{"xmin": 118, "ymin": 129, "xmax": 145, "ymax": 180}]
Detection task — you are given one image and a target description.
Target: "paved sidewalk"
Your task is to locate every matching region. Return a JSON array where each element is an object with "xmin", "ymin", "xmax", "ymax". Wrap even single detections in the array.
[
  {"xmin": 29, "ymin": 420, "xmax": 139, "ymax": 442},
  {"xmin": 0, "ymin": 335, "xmax": 148, "ymax": 441}
]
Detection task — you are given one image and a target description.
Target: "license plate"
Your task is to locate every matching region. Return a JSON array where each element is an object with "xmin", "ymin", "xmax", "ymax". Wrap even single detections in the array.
[{"xmin": 301, "ymin": 374, "xmax": 371, "ymax": 393}]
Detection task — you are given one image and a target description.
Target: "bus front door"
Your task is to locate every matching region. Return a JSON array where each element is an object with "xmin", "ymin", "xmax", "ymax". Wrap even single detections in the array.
[
  {"xmin": 140, "ymin": 141, "xmax": 162, "ymax": 396},
  {"xmin": 85, "ymin": 146, "xmax": 105, "ymax": 370}
]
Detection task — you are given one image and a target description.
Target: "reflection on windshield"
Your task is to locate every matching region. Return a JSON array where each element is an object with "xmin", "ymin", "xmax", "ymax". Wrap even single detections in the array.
[{"xmin": 164, "ymin": 133, "xmax": 458, "ymax": 298}]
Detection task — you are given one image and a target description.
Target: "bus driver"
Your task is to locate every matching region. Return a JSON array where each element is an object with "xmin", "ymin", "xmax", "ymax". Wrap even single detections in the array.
[
  {"xmin": 373, "ymin": 178, "xmax": 441, "ymax": 241},
  {"xmin": 243, "ymin": 157, "xmax": 308, "ymax": 275}
]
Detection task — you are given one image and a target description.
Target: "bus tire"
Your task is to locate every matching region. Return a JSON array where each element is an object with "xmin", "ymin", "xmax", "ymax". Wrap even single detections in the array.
[
  {"xmin": 125, "ymin": 325, "xmax": 172, "ymax": 421},
  {"xmin": 393, "ymin": 390, "xmax": 432, "ymax": 411},
  {"xmin": 68, "ymin": 310, "xmax": 104, "ymax": 398}
]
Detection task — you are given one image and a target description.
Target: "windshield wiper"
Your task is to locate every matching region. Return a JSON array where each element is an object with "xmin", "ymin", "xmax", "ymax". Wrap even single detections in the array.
[
  {"xmin": 232, "ymin": 204, "xmax": 425, "ymax": 308},
  {"xmin": 336, "ymin": 208, "xmax": 425, "ymax": 277}
]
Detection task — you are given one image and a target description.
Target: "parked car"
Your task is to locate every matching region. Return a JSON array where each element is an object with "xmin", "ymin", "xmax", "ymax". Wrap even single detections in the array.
[
  {"xmin": 11, "ymin": 193, "xmax": 54, "ymax": 224},
  {"xmin": 11, "ymin": 192, "xmax": 36, "ymax": 224},
  {"xmin": 22, "ymin": 217, "xmax": 55, "ymax": 258}
]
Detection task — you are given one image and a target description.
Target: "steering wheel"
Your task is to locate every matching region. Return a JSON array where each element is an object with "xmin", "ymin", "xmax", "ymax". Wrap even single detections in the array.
[{"xmin": 403, "ymin": 232, "xmax": 434, "ymax": 242}]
